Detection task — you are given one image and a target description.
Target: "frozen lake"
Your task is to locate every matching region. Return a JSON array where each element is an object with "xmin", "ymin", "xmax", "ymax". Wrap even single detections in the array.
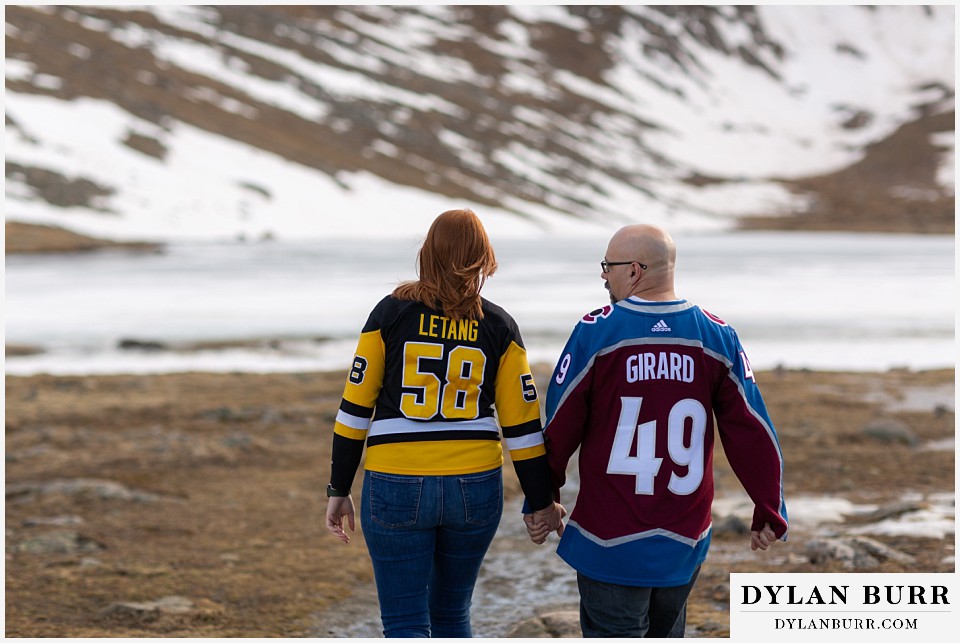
[{"xmin": 4, "ymin": 231, "xmax": 954, "ymax": 375}]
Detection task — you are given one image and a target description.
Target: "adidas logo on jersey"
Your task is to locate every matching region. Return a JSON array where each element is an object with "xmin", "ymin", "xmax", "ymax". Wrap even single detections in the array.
[{"xmin": 651, "ymin": 319, "xmax": 671, "ymax": 332}]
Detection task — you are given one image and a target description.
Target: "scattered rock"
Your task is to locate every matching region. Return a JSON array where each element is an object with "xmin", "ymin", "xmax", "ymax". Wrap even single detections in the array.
[
  {"xmin": 708, "ymin": 581, "xmax": 730, "ymax": 603},
  {"xmin": 921, "ymin": 437, "xmax": 954, "ymax": 452},
  {"xmin": 696, "ymin": 620, "xmax": 726, "ymax": 633},
  {"xmin": 259, "ymin": 408, "xmax": 283, "ymax": 424},
  {"xmin": 540, "ymin": 612, "xmax": 581, "ymax": 637},
  {"xmin": 846, "ymin": 536, "xmax": 916, "ymax": 565},
  {"xmin": 860, "ymin": 417, "xmax": 918, "ymax": 445},
  {"xmin": 99, "ymin": 596, "xmax": 224, "ymax": 622},
  {"xmin": 53, "ymin": 379, "xmax": 87, "ymax": 391},
  {"xmin": 6, "ymin": 478, "xmax": 164, "ymax": 503},
  {"xmin": 23, "ymin": 515, "xmax": 84, "ymax": 527},
  {"xmin": 5, "ymin": 445, "xmax": 53, "ymax": 463},
  {"xmin": 712, "ymin": 514, "xmax": 749, "ymax": 536},
  {"xmin": 117, "ymin": 338, "xmax": 168, "ymax": 352},
  {"xmin": 806, "ymin": 538, "xmax": 871, "ymax": 568},
  {"xmin": 200, "ymin": 407, "xmax": 260, "ymax": 422},
  {"xmin": 508, "ymin": 618, "xmax": 549, "ymax": 637},
  {"xmin": 221, "ymin": 432, "xmax": 253, "ymax": 449},
  {"xmin": 16, "ymin": 530, "xmax": 104, "ymax": 555},
  {"xmin": 101, "ymin": 596, "xmax": 195, "ymax": 617},
  {"xmin": 113, "ymin": 563, "xmax": 170, "ymax": 578},
  {"xmin": 100, "ymin": 596, "xmax": 224, "ymax": 625},
  {"xmin": 806, "ymin": 536, "xmax": 915, "ymax": 569},
  {"xmin": 506, "ymin": 610, "xmax": 580, "ymax": 638},
  {"xmin": 845, "ymin": 500, "xmax": 926, "ymax": 524}
]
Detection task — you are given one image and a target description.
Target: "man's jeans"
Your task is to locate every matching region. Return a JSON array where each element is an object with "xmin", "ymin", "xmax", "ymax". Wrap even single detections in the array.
[
  {"xmin": 360, "ymin": 468, "xmax": 503, "ymax": 638},
  {"xmin": 577, "ymin": 565, "xmax": 702, "ymax": 638}
]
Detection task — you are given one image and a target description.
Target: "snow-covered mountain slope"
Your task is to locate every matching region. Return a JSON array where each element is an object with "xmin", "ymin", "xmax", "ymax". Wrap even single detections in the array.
[{"xmin": 5, "ymin": 5, "xmax": 955, "ymax": 240}]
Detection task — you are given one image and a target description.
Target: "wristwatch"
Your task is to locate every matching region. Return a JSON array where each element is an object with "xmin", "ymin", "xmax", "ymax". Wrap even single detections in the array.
[{"xmin": 326, "ymin": 483, "xmax": 350, "ymax": 497}]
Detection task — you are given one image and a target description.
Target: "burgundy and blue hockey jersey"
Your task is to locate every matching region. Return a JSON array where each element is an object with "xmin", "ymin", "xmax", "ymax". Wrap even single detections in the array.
[{"xmin": 544, "ymin": 297, "xmax": 788, "ymax": 587}]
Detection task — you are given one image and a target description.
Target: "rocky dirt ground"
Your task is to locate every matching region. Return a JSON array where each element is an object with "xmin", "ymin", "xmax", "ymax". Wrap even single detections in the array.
[{"xmin": 4, "ymin": 366, "xmax": 954, "ymax": 637}]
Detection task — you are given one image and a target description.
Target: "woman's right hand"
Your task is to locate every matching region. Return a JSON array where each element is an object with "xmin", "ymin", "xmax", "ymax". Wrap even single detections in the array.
[
  {"xmin": 325, "ymin": 495, "xmax": 356, "ymax": 544},
  {"xmin": 524, "ymin": 501, "xmax": 566, "ymax": 545}
]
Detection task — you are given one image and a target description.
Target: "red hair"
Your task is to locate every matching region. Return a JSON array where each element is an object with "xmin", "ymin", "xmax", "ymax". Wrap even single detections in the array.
[{"xmin": 393, "ymin": 209, "xmax": 498, "ymax": 320}]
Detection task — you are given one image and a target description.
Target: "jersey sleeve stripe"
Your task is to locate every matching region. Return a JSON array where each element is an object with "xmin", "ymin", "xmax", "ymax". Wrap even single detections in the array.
[
  {"xmin": 336, "ymin": 409, "xmax": 373, "ymax": 431},
  {"xmin": 507, "ymin": 443, "xmax": 547, "ymax": 461},
  {"xmin": 504, "ymin": 432, "xmax": 545, "ymax": 451},
  {"xmin": 501, "ymin": 418, "xmax": 544, "ymax": 439},
  {"xmin": 333, "ymin": 421, "xmax": 367, "ymax": 441},
  {"xmin": 339, "ymin": 397, "xmax": 374, "ymax": 419}
]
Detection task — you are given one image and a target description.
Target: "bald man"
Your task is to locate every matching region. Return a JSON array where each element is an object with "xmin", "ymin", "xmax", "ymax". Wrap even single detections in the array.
[
  {"xmin": 601, "ymin": 224, "xmax": 678, "ymax": 304},
  {"xmin": 526, "ymin": 224, "xmax": 788, "ymax": 638}
]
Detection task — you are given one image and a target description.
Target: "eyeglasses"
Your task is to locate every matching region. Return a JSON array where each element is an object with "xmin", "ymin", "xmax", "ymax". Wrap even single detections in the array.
[{"xmin": 601, "ymin": 260, "xmax": 647, "ymax": 273}]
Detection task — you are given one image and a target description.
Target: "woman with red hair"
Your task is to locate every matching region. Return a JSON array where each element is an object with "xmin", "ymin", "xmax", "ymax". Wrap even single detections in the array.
[{"xmin": 325, "ymin": 209, "xmax": 564, "ymax": 637}]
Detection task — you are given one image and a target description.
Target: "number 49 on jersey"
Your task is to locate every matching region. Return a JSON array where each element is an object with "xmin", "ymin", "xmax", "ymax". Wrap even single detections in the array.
[{"xmin": 607, "ymin": 396, "xmax": 707, "ymax": 496}]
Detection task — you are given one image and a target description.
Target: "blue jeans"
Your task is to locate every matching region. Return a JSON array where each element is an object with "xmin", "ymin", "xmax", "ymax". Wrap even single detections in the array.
[
  {"xmin": 577, "ymin": 566, "xmax": 701, "ymax": 638},
  {"xmin": 360, "ymin": 468, "xmax": 503, "ymax": 638}
]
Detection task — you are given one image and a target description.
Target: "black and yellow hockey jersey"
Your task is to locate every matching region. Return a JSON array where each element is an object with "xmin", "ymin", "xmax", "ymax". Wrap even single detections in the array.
[{"xmin": 329, "ymin": 294, "xmax": 553, "ymax": 510}]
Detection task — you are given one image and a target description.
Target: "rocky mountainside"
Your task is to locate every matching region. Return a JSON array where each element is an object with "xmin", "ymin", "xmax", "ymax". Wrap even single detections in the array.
[{"xmin": 5, "ymin": 5, "xmax": 955, "ymax": 242}]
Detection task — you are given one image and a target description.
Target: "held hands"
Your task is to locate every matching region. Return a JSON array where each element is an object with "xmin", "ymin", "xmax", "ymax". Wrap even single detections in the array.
[
  {"xmin": 750, "ymin": 523, "xmax": 778, "ymax": 551},
  {"xmin": 325, "ymin": 495, "xmax": 356, "ymax": 544},
  {"xmin": 523, "ymin": 502, "xmax": 566, "ymax": 545}
]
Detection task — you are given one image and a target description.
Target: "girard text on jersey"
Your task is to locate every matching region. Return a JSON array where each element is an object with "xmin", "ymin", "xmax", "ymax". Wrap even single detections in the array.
[{"xmin": 625, "ymin": 351, "xmax": 695, "ymax": 383}]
